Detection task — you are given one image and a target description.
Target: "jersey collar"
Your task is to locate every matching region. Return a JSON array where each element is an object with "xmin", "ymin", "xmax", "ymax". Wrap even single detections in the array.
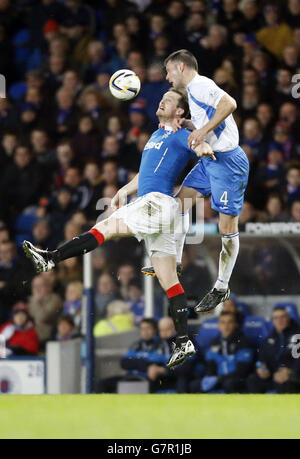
[
  {"xmin": 187, "ymin": 74, "xmax": 200, "ymax": 89},
  {"xmin": 159, "ymin": 124, "xmax": 173, "ymax": 131}
]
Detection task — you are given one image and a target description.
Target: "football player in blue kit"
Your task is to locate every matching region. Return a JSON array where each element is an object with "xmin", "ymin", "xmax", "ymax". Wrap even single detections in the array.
[
  {"xmin": 23, "ymin": 88, "xmax": 216, "ymax": 368},
  {"xmin": 163, "ymin": 49, "xmax": 249, "ymax": 315}
]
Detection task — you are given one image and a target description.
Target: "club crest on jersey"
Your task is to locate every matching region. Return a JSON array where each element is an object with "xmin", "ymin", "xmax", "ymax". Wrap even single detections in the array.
[{"xmin": 144, "ymin": 141, "xmax": 164, "ymax": 151}]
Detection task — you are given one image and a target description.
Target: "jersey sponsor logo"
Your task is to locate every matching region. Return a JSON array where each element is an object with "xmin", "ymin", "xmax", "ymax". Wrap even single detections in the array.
[{"xmin": 144, "ymin": 141, "xmax": 164, "ymax": 151}]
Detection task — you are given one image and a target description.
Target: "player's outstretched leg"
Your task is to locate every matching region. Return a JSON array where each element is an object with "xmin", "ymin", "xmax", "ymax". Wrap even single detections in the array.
[
  {"xmin": 195, "ymin": 214, "xmax": 238, "ymax": 314},
  {"xmin": 151, "ymin": 255, "xmax": 195, "ymax": 368},
  {"xmin": 23, "ymin": 217, "xmax": 132, "ymax": 273}
]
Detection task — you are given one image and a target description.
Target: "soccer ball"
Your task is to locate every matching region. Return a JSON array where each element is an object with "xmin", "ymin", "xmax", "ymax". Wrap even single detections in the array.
[{"xmin": 109, "ymin": 69, "xmax": 141, "ymax": 101}]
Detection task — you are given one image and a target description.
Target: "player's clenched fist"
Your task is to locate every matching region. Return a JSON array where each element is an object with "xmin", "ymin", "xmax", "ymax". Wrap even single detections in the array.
[
  {"xmin": 193, "ymin": 141, "xmax": 216, "ymax": 160},
  {"xmin": 188, "ymin": 127, "xmax": 208, "ymax": 149},
  {"xmin": 111, "ymin": 191, "xmax": 127, "ymax": 210}
]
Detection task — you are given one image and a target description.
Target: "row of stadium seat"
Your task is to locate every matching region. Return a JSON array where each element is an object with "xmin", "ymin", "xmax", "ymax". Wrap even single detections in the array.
[{"xmin": 195, "ymin": 303, "xmax": 300, "ymax": 351}]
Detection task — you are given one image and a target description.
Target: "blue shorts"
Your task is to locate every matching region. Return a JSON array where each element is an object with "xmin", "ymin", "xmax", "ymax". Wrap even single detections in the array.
[{"xmin": 182, "ymin": 146, "xmax": 249, "ymax": 216}]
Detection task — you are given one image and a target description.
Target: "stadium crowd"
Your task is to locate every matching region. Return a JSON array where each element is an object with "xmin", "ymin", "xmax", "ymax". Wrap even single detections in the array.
[
  {"xmin": 0, "ymin": 0, "xmax": 300, "ymax": 391},
  {"xmin": 97, "ymin": 299, "xmax": 300, "ymax": 394}
]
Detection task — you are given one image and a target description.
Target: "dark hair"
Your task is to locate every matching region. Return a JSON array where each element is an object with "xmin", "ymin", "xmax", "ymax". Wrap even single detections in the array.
[
  {"xmin": 141, "ymin": 318, "xmax": 158, "ymax": 333},
  {"xmin": 165, "ymin": 49, "xmax": 198, "ymax": 72},
  {"xmin": 170, "ymin": 88, "xmax": 190, "ymax": 119},
  {"xmin": 128, "ymin": 278, "xmax": 142, "ymax": 290},
  {"xmin": 219, "ymin": 311, "xmax": 238, "ymax": 322},
  {"xmin": 58, "ymin": 314, "xmax": 75, "ymax": 327}
]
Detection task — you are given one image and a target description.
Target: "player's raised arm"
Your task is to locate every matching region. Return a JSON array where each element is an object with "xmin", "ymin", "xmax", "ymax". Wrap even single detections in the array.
[
  {"xmin": 171, "ymin": 117, "xmax": 195, "ymax": 133},
  {"xmin": 111, "ymin": 173, "xmax": 139, "ymax": 210},
  {"xmin": 188, "ymin": 93, "xmax": 237, "ymax": 148}
]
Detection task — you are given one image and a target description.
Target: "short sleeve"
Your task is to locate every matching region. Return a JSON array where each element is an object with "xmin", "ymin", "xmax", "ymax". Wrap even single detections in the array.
[
  {"xmin": 190, "ymin": 78, "xmax": 226, "ymax": 109},
  {"xmin": 203, "ymin": 80, "xmax": 226, "ymax": 108}
]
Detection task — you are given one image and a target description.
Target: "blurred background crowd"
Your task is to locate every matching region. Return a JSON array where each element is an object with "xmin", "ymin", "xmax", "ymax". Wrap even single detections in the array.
[{"xmin": 0, "ymin": 0, "xmax": 300, "ymax": 392}]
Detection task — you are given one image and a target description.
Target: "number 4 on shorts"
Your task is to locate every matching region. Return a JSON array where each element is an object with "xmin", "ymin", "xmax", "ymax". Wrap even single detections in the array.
[{"xmin": 220, "ymin": 191, "xmax": 229, "ymax": 206}]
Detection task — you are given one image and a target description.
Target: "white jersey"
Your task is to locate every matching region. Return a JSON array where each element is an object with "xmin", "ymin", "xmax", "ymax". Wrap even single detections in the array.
[{"xmin": 187, "ymin": 74, "xmax": 239, "ymax": 152}]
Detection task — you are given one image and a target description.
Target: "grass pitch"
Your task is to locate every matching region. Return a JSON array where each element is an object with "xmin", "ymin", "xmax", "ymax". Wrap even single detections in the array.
[{"xmin": 1, "ymin": 394, "xmax": 299, "ymax": 439}]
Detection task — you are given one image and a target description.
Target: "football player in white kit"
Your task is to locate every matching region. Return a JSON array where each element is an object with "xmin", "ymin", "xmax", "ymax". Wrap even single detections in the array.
[{"xmin": 142, "ymin": 49, "xmax": 249, "ymax": 315}]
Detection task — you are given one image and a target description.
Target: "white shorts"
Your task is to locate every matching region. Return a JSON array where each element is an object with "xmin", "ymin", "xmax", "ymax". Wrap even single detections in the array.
[{"xmin": 114, "ymin": 192, "xmax": 179, "ymax": 258}]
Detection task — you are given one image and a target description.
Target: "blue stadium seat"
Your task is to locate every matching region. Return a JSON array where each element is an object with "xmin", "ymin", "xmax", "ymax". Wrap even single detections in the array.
[
  {"xmin": 15, "ymin": 213, "xmax": 37, "ymax": 233},
  {"xmin": 195, "ymin": 318, "xmax": 220, "ymax": 351},
  {"xmin": 15, "ymin": 47, "xmax": 31, "ymax": 64},
  {"xmin": 274, "ymin": 302, "xmax": 300, "ymax": 325},
  {"xmin": 26, "ymin": 48, "xmax": 42, "ymax": 72},
  {"xmin": 9, "ymin": 82, "xmax": 27, "ymax": 101},
  {"xmin": 236, "ymin": 301, "xmax": 251, "ymax": 317},
  {"xmin": 12, "ymin": 29, "xmax": 30, "ymax": 47},
  {"xmin": 243, "ymin": 316, "xmax": 269, "ymax": 348},
  {"xmin": 15, "ymin": 233, "xmax": 33, "ymax": 248},
  {"xmin": 230, "ymin": 292, "xmax": 251, "ymax": 317}
]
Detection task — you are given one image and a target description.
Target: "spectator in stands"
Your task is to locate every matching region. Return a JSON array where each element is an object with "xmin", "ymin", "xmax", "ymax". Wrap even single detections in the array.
[
  {"xmin": 53, "ymin": 88, "xmax": 79, "ymax": 138},
  {"xmin": 63, "ymin": 281, "xmax": 83, "ymax": 328},
  {"xmin": 93, "ymin": 299, "xmax": 134, "ymax": 337},
  {"xmin": 256, "ymin": 4, "xmax": 293, "ymax": 59},
  {"xmin": 221, "ymin": 297, "xmax": 245, "ymax": 327},
  {"xmin": 180, "ymin": 247, "xmax": 213, "ymax": 304},
  {"xmin": 0, "ymin": 241, "xmax": 34, "ymax": 320},
  {"xmin": 290, "ymin": 199, "xmax": 300, "ymax": 222},
  {"xmin": 190, "ymin": 312, "xmax": 254, "ymax": 393},
  {"xmin": 256, "ymin": 103, "xmax": 275, "ymax": 141},
  {"xmin": 265, "ymin": 193, "xmax": 288, "ymax": 222},
  {"xmin": 285, "ymin": 165, "xmax": 300, "ymax": 206},
  {"xmin": 286, "ymin": 0, "xmax": 300, "ymax": 28},
  {"xmin": 257, "ymin": 145, "xmax": 285, "ymax": 196},
  {"xmin": 32, "ymin": 219, "xmax": 53, "ymax": 250},
  {"xmin": 47, "ymin": 187, "xmax": 76, "ymax": 245},
  {"xmin": 247, "ymin": 307, "xmax": 300, "ymax": 393},
  {"xmin": 2, "ymin": 145, "xmax": 44, "ymax": 218},
  {"xmin": 242, "ymin": 118, "xmax": 266, "ymax": 159},
  {"xmin": 127, "ymin": 278, "xmax": 145, "ymax": 326},
  {"xmin": 282, "ymin": 43, "xmax": 299, "ymax": 70},
  {"xmin": 28, "ymin": 274, "xmax": 62, "ymax": 347},
  {"xmin": 97, "ymin": 318, "xmax": 165, "ymax": 393},
  {"xmin": 0, "ymin": 130, "xmax": 18, "ymax": 170},
  {"xmin": 63, "ymin": 167, "xmax": 90, "ymax": 211},
  {"xmin": 57, "ymin": 257, "xmax": 82, "ymax": 288},
  {"xmin": 139, "ymin": 64, "xmax": 170, "ymax": 122},
  {"xmin": 198, "ymin": 24, "xmax": 230, "ymax": 76},
  {"xmin": 0, "ymin": 302, "xmax": 39, "ymax": 356},
  {"xmin": 56, "ymin": 314, "xmax": 80, "ymax": 342},
  {"xmin": 95, "ymin": 272, "xmax": 120, "ymax": 320},
  {"xmin": 72, "ymin": 115, "xmax": 100, "ymax": 164},
  {"xmin": 54, "ymin": 140, "xmax": 75, "ymax": 184},
  {"xmin": 117, "ymin": 263, "xmax": 137, "ymax": 300},
  {"xmin": 0, "ymin": 228, "xmax": 10, "ymax": 245},
  {"xmin": 239, "ymin": 201, "xmax": 268, "ymax": 229},
  {"xmin": 240, "ymin": 0, "xmax": 263, "ymax": 34}
]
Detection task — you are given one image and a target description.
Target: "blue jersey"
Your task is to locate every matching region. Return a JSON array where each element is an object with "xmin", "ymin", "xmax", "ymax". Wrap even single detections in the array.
[{"xmin": 138, "ymin": 127, "xmax": 195, "ymax": 198}]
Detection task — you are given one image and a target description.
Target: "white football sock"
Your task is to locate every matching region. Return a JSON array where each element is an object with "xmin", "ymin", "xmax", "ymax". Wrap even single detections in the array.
[
  {"xmin": 175, "ymin": 211, "xmax": 190, "ymax": 264},
  {"xmin": 214, "ymin": 232, "xmax": 239, "ymax": 291}
]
